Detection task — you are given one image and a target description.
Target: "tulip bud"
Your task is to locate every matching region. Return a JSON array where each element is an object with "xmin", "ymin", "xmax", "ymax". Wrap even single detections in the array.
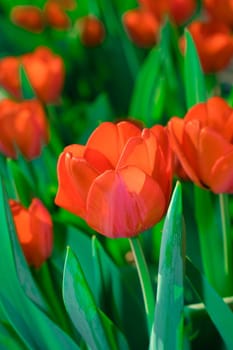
[
  {"xmin": 179, "ymin": 20, "xmax": 233, "ymax": 73},
  {"xmin": 10, "ymin": 6, "xmax": 44, "ymax": 33},
  {"xmin": 9, "ymin": 199, "xmax": 53, "ymax": 268},
  {"xmin": 123, "ymin": 9, "xmax": 160, "ymax": 47},
  {"xmin": 0, "ymin": 98, "xmax": 49, "ymax": 160},
  {"xmin": 76, "ymin": 15, "xmax": 105, "ymax": 47},
  {"xmin": 44, "ymin": 0, "xmax": 71, "ymax": 30}
]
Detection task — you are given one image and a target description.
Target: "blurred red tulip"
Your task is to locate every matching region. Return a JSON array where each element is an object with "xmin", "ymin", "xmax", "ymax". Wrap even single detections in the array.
[
  {"xmin": 76, "ymin": 16, "xmax": 105, "ymax": 47},
  {"xmin": 0, "ymin": 98, "xmax": 49, "ymax": 159},
  {"xmin": 22, "ymin": 47, "xmax": 65, "ymax": 103},
  {"xmin": 9, "ymin": 198, "xmax": 53, "ymax": 268},
  {"xmin": 204, "ymin": 0, "xmax": 233, "ymax": 29},
  {"xmin": 139, "ymin": 0, "xmax": 196, "ymax": 25},
  {"xmin": 180, "ymin": 20, "xmax": 233, "ymax": 73},
  {"xmin": 0, "ymin": 47, "xmax": 65, "ymax": 103},
  {"xmin": 123, "ymin": 9, "xmax": 160, "ymax": 47},
  {"xmin": 44, "ymin": 0, "xmax": 70, "ymax": 30},
  {"xmin": 55, "ymin": 121, "xmax": 173, "ymax": 238},
  {"xmin": 168, "ymin": 97, "xmax": 233, "ymax": 193},
  {"xmin": 10, "ymin": 6, "xmax": 44, "ymax": 33}
]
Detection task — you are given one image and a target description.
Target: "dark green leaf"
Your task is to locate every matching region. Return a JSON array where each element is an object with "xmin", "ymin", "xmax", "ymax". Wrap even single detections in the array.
[{"xmin": 186, "ymin": 258, "xmax": 233, "ymax": 349}]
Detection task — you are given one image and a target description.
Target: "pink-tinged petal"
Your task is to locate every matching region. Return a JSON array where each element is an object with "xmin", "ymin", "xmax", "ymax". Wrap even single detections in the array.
[
  {"xmin": 168, "ymin": 118, "xmax": 202, "ymax": 186},
  {"xmin": 86, "ymin": 121, "xmax": 141, "ymax": 167},
  {"xmin": 210, "ymin": 150, "xmax": 233, "ymax": 193},
  {"xmin": 198, "ymin": 127, "xmax": 233, "ymax": 187},
  {"xmin": 55, "ymin": 152, "xmax": 98, "ymax": 217},
  {"xmin": 86, "ymin": 167, "xmax": 166, "ymax": 238},
  {"xmin": 116, "ymin": 128, "xmax": 157, "ymax": 176}
]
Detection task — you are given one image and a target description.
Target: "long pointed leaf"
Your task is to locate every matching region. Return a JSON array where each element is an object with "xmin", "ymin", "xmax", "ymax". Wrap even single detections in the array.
[{"xmin": 150, "ymin": 182, "xmax": 184, "ymax": 350}]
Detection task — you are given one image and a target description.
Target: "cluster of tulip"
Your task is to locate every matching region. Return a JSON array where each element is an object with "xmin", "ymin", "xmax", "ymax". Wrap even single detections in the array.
[{"xmin": 1, "ymin": 0, "xmax": 233, "ymax": 349}]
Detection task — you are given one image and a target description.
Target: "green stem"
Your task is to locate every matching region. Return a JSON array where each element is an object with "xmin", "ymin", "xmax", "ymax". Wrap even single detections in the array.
[
  {"xmin": 129, "ymin": 236, "xmax": 155, "ymax": 334},
  {"xmin": 219, "ymin": 193, "xmax": 233, "ymax": 294}
]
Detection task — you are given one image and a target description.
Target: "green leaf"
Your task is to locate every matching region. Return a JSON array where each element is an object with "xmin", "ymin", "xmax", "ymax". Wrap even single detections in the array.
[
  {"xmin": 0, "ymin": 175, "xmax": 80, "ymax": 349},
  {"xmin": 184, "ymin": 30, "xmax": 206, "ymax": 108},
  {"xmin": 19, "ymin": 65, "xmax": 35, "ymax": 99},
  {"xmin": 150, "ymin": 182, "xmax": 184, "ymax": 350},
  {"xmin": 63, "ymin": 246, "xmax": 129, "ymax": 350},
  {"xmin": 7, "ymin": 158, "xmax": 34, "ymax": 207},
  {"xmin": 185, "ymin": 258, "xmax": 233, "ymax": 349}
]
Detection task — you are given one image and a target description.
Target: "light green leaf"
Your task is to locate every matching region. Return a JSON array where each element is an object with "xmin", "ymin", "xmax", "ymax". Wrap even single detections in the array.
[
  {"xmin": 184, "ymin": 30, "xmax": 206, "ymax": 108},
  {"xmin": 150, "ymin": 182, "xmax": 184, "ymax": 350},
  {"xmin": 63, "ymin": 246, "xmax": 129, "ymax": 350}
]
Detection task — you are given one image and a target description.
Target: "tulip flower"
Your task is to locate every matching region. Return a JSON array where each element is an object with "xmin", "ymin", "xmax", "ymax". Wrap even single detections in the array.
[
  {"xmin": 44, "ymin": 0, "xmax": 71, "ymax": 30},
  {"xmin": 10, "ymin": 6, "xmax": 44, "ymax": 33},
  {"xmin": 204, "ymin": 0, "xmax": 233, "ymax": 29},
  {"xmin": 123, "ymin": 9, "xmax": 160, "ymax": 47},
  {"xmin": 139, "ymin": 0, "xmax": 196, "ymax": 25},
  {"xmin": 9, "ymin": 199, "xmax": 53, "ymax": 268},
  {"xmin": 75, "ymin": 16, "xmax": 105, "ymax": 47},
  {"xmin": 55, "ymin": 121, "xmax": 173, "ymax": 238},
  {"xmin": 0, "ymin": 98, "xmax": 49, "ymax": 160},
  {"xmin": 168, "ymin": 97, "xmax": 233, "ymax": 193},
  {"xmin": 0, "ymin": 47, "xmax": 65, "ymax": 104},
  {"xmin": 179, "ymin": 20, "xmax": 233, "ymax": 73}
]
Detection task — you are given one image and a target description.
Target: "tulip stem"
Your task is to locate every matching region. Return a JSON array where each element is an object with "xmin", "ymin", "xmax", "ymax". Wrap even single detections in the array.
[
  {"xmin": 129, "ymin": 236, "xmax": 155, "ymax": 335},
  {"xmin": 219, "ymin": 193, "xmax": 233, "ymax": 294}
]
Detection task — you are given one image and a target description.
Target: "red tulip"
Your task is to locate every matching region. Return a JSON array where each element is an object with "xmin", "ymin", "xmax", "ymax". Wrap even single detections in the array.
[
  {"xmin": 179, "ymin": 20, "xmax": 233, "ymax": 73},
  {"xmin": 139, "ymin": 0, "xmax": 196, "ymax": 25},
  {"xmin": 168, "ymin": 97, "xmax": 233, "ymax": 193},
  {"xmin": 0, "ymin": 47, "xmax": 65, "ymax": 103},
  {"xmin": 44, "ymin": 0, "xmax": 71, "ymax": 30},
  {"xmin": 9, "ymin": 199, "xmax": 53, "ymax": 268},
  {"xmin": 204, "ymin": 0, "xmax": 233, "ymax": 29},
  {"xmin": 75, "ymin": 16, "xmax": 105, "ymax": 47},
  {"xmin": 123, "ymin": 9, "xmax": 160, "ymax": 47},
  {"xmin": 55, "ymin": 121, "xmax": 173, "ymax": 238},
  {"xmin": 0, "ymin": 98, "xmax": 49, "ymax": 159},
  {"xmin": 10, "ymin": 6, "xmax": 44, "ymax": 33}
]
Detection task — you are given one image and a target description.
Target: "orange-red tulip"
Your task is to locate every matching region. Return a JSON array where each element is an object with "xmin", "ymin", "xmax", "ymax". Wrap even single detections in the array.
[
  {"xmin": 204, "ymin": 0, "xmax": 233, "ymax": 29},
  {"xmin": 10, "ymin": 6, "xmax": 44, "ymax": 33},
  {"xmin": 55, "ymin": 121, "xmax": 173, "ymax": 238},
  {"xmin": 180, "ymin": 20, "xmax": 233, "ymax": 73},
  {"xmin": 76, "ymin": 16, "xmax": 105, "ymax": 47},
  {"xmin": 0, "ymin": 98, "xmax": 49, "ymax": 159},
  {"xmin": 123, "ymin": 9, "xmax": 160, "ymax": 47},
  {"xmin": 168, "ymin": 97, "xmax": 233, "ymax": 193},
  {"xmin": 9, "ymin": 199, "xmax": 53, "ymax": 268},
  {"xmin": 0, "ymin": 47, "xmax": 65, "ymax": 104},
  {"xmin": 44, "ymin": 0, "xmax": 70, "ymax": 30},
  {"xmin": 139, "ymin": 0, "xmax": 196, "ymax": 25}
]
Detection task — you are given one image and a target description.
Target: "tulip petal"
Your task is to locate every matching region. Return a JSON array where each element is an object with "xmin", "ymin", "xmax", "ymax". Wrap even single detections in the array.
[
  {"xmin": 9, "ymin": 200, "xmax": 31, "ymax": 243},
  {"xmin": 208, "ymin": 150, "xmax": 233, "ymax": 193},
  {"xmin": 55, "ymin": 152, "xmax": 98, "ymax": 217},
  {"xmin": 117, "ymin": 128, "xmax": 157, "ymax": 176},
  {"xmin": 86, "ymin": 121, "xmax": 141, "ymax": 167},
  {"xmin": 29, "ymin": 198, "xmax": 53, "ymax": 267},
  {"xmin": 198, "ymin": 127, "xmax": 233, "ymax": 188},
  {"xmin": 86, "ymin": 167, "xmax": 165, "ymax": 238},
  {"xmin": 168, "ymin": 118, "xmax": 202, "ymax": 186}
]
